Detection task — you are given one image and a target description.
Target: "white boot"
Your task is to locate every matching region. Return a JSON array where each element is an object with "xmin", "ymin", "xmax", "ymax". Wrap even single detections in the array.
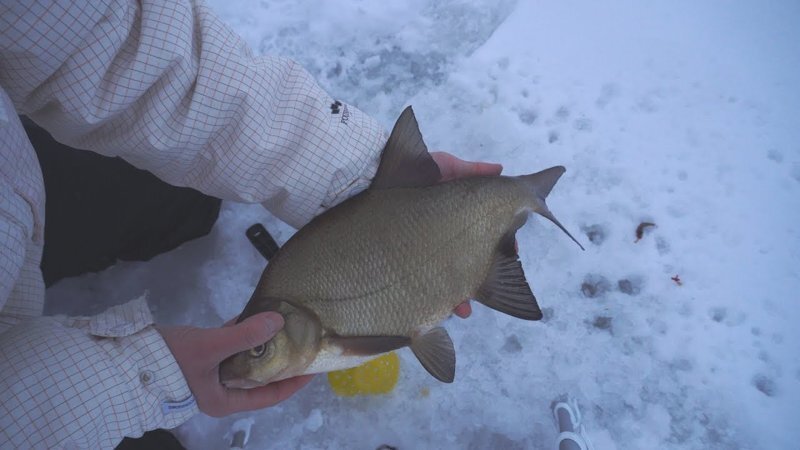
[{"xmin": 552, "ymin": 396, "xmax": 594, "ymax": 450}]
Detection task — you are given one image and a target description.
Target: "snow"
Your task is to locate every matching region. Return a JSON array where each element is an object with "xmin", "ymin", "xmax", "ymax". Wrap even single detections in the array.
[{"xmin": 44, "ymin": 0, "xmax": 800, "ymax": 448}]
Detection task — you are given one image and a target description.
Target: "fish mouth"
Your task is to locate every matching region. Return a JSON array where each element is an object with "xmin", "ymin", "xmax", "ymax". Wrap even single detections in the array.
[
  {"xmin": 219, "ymin": 363, "xmax": 264, "ymax": 389},
  {"xmin": 221, "ymin": 377, "xmax": 264, "ymax": 389}
]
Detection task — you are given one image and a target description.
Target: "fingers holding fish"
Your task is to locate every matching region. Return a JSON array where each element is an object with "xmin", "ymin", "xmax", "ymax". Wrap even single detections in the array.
[
  {"xmin": 430, "ymin": 151, "xmax": 503, "ymax": 182},
  {"xmin": 158, "ymin": 312, "xmax": 297, "ymax": 417},
  {"xmin": 217, "ymin": 374, "xmax": 316, "ymax": 416},
  {"xmin": 209, "ymin": 312, "xmax": 285, "ymax": 361},
  {"xmin": 453, "ymin": 301, "xmax": 472, "ymax": 318}
]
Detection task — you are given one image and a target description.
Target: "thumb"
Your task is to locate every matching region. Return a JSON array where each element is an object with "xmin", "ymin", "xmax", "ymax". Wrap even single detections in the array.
[{"xmin": 210, "ymin": 312, "xmax": 284, "ymax": 361}]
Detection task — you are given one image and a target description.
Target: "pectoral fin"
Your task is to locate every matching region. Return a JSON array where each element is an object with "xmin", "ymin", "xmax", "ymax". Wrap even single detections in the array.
[
  {"xmin": 328, "ymin": 335, "xmax": 411, "ymax": 356},
  {"xmin": 410, "ymin": 327, "xmax": 456, "ymax": 383},
  {"xmin": 476, "ymin": 233, "xmax": 543, "ymax": 320}
]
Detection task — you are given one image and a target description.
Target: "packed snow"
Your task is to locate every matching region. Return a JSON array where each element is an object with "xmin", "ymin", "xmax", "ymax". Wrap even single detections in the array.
[{"xmin": 45, "ymin": 0, "xmax": 800, "ymax": 448}]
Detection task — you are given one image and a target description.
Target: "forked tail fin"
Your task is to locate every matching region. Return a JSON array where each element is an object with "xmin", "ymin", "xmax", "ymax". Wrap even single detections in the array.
[{"xmin": 518, "ymin": 166, "xmax": 585, "ymax": 250}]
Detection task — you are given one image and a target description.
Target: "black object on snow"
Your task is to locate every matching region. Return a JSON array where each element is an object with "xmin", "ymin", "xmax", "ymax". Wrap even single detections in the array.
[{"xmin": 246, "ymin": 223, "xmax": 279, "ymax": 261}]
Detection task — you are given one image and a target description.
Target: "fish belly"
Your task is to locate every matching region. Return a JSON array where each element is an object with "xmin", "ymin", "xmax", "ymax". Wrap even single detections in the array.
[{"xmin": 303, "ymin": 347, "xmax": 386, "ymax": 375}]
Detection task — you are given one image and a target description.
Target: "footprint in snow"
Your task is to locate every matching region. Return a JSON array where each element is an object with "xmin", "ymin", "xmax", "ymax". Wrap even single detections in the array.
[
  {"xmin": 709, "ymin": 307, "xmax": 748, "ymax": 326},
  {"xmin": 581, "ymin": 274, "xmax": 611, "ymax": 298},
  {"xmin": 589, "ymin": 315, "xmax": 613, "ymax": 333},
  {"xmin": 573, "ymin": 116, "xmax": 593, "ymax": 132},
  {"xmin": 595, "ymin": 82, "xmax": 620, "ymax": 108},
  {"xmin": 555, "ymin": 105, "xmax": 570, "ymax": 121},
  {"xmin": 752, "ymin": 374, "xmax": 777, "ymax": 397},
  {"xmin": 581, "ymin": 223, "xmax": 606, "ymax": 245},
  {"xmin": 617, "ymin": 277, "xmax": 643, "ymax": 296},
  {"xmin": 517, "ymin": 109, "xmax": 538, "ymax": 125},
  {"xmin": 766, "ymin": 149, "xmax": 783, "ymax": 163}
]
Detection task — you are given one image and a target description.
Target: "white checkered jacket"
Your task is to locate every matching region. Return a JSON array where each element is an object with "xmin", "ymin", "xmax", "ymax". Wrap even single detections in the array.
[{"xmin": 0, "ymin": 1, "xmax": 385, "ymax": 448}]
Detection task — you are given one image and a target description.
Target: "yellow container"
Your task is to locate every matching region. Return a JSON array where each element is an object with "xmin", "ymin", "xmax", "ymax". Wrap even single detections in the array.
[{"xmin": 327, "ymin": 352, "xmax": 400, "ymax": 396}]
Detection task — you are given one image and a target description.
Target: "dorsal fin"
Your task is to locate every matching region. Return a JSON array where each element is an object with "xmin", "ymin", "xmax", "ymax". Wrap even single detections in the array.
[{"xmin": 371, "ymin": 106, "xmax": 442, "ymax": 189}]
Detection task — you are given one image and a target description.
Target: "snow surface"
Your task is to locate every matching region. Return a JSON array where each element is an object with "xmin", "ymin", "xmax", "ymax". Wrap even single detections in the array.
[{"xmin": 45, "ymin": 0, "xmax": 800, "ymax": 448}]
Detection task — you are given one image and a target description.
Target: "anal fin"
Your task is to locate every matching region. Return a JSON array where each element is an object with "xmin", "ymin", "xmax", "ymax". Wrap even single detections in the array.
[
  {"xmin": 410, "ymin": 327, "xmax": 456, "ymax": 383},
  {"xmin": 476, "ymin": 235, "xmax": 543, "ymax": 320}
]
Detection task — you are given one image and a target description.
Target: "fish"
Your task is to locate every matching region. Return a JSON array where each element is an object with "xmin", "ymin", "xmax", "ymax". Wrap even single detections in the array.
[{"xmin": 219, "ymin": 106, "xmax": 583, "ymax": 388}]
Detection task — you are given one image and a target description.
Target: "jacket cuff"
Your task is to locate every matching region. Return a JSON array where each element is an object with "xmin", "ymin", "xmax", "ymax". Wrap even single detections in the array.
[
  {"xmin": 66, "ymin": 295, "xmax": 199, "ymax": 434},
  {"xmin": 319, "ymin": 116, "xmax": 386, "ymax": 213},
  {"xmin": 0, "ymin": 295, "xmax": 197, "ymax": 448},
  {"xmin": 80, "ymin": 295, "xmax": 199, "ymax": 432}
]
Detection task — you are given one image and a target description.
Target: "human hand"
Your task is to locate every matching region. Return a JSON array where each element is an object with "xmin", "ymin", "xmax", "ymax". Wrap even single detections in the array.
[
  {"xmin": 431, "ymin": 151, "xmax": 503, "ymax": 182},
  {"xmin": 431, "ymin": 151, "xmax": 504, "ymax": 319},
  {"xmin": 158, "ymin": 312, "xmax": 314, "ymax": 417}
]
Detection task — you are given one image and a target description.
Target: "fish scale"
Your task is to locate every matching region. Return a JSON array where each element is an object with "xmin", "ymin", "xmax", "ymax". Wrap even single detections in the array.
[{"xmin": 266, "ymin": 179, "xmax": 525, "ymax": 336}]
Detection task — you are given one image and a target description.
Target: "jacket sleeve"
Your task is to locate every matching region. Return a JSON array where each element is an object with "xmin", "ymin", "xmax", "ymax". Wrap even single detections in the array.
[
  {"xmin": 0, "ymin": 296, "xmax": 199, "ymax": 449},
  {"xmin": 1, "ymin": 0, "xmax": 385, "ymax": 447},
  {"xmin": 1, "ymin": 93, "xmax": 197, "ymax": 448},
  {"xmin": 0, "ymin": 0, "xmax": 386, "ymax": 228}
]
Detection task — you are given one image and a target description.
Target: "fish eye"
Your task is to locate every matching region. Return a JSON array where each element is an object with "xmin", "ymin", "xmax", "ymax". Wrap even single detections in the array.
[{"xmin": 250, "ymin": 344, "xmax": 267, "ymax": 358}]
